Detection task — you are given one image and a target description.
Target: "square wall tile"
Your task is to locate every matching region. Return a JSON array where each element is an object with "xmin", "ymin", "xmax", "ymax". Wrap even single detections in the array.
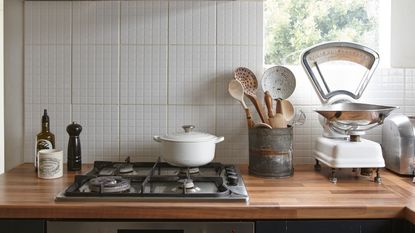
[
  {"xmin": 217, "ymin": 1, "xmax": 263, "ymax": 46},
  {"xmin": 121, "ymin": 1, "xmax": 168, "ymax": 45},
  {"xmin": 293, "ymin": 157, "xmax": 315, "ymax": 165},
  {"xmin": 292, "ymin": 105, "xmax": 321, "ymax": 163},
  {"xmin": 361, "ymin": 68, "xmax": 405, "ymax": 106},
  {"xmin": 72, "ymin": 1, "xmax": 119, "ymax": 45},
  {"xmin": 168, "ymin": 105, "xmax": 216, "ymax": 135},
  {"xmin": 405, "ymin": 69, "xmax": 415, "ymax": 115},
  {"xmin": 169, "ymin": 45, "xmax": 216, "ymax": 105},
  {"xmin": 169, "ymin": 1, "xmax": 216, "ymax": 45},
  {"xmin": 24, "ymin": 45, "xmax": 71, "ymax": 104},
  {"xmin": 72, "ymin": 45, "xmax": 118, "ymax": 105},
  {"xmin": 72, "ymin": 105, "xmax": 119, "ymax": 163},
  {"xmin": 405, "ymin": 106, "xmax": 415, "ymax": 116},
  {"xmin": 24, "ymin": 1, "xmax": 72, "ymax": 45},
  {"xmin": 288, "ymin": 65, "xmax": 321, "ymax": 106},
  {"xmin": 216, "ymin": 45, "xmax": 263, "ymax": 105},
  {"xmin": 364, "ymin": 127, "xmax": 382, "ymax": 144},
  {"xmin": 215, "ymin": 105, "xmax": 249, "ymax": 164},
  {"xmin": 24, "ymin": 103, "xmax": 71, "ymax": 163},
  {"xmin": 120, "ymin": 45, "xmax": 168, "ymax": 105},
  {"xmin": 120, "ymin": 105, "xmax": 167, "ymax": 162}
]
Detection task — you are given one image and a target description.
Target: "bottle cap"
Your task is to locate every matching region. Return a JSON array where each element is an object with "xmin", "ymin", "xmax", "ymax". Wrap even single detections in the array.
[{"xmin": 42, "ymin": 109, "xmax": 49, "ymax": 123}]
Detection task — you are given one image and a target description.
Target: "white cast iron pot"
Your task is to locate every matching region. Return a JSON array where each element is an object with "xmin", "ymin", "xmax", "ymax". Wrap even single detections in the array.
[{"xmin": 153, "ymin": 125, "xmax": 224, "ymax": 167}]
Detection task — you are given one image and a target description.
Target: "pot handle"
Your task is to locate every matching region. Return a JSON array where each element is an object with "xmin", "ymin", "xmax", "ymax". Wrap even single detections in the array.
[
  {"xmin": 153, "ymin": 136, "xmax": 162, "ymax": 142},
  {"xmin": 214, "ymin": 136, "xmax": 225, "ymax": 143}
]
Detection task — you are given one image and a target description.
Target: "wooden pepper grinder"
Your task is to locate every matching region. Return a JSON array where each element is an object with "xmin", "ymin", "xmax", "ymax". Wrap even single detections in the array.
[{"xmin": 67, "ymin": 122, "xmax": 82, "ymax": 171}]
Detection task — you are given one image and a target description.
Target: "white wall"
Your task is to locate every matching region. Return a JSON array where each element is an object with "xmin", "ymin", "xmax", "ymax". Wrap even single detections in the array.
[
  {"xmin": 391, "ymin": 0, "xmax": 415, "ymax": 67},
  {"xmin": 24, "ymin": 1, "xmax": 264, "ymax": 164},
  {"xmin": 4, "ymin": 0, "xmax": 23, "ymax": 171},
  {"xmin": 20, "ymin": 0, "xmax": 415, "ymax": 166},
  {"xmin": 0, "ymin": 0, "xmax": 4, "ymax": 174}
]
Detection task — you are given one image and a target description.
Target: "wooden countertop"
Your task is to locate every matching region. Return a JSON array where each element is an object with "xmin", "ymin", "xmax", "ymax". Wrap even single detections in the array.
[{"xmin": 1, "ymin": 163, "xmax": 415, "ymax": 222}]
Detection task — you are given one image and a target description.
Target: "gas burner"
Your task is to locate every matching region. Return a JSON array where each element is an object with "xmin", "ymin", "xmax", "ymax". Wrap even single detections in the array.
[
  {"xmin": 179, "ymin": 178, "xmax": 194, "ymax": 189},
  {"xmin": 179, "ymin": 167, "xmax": 199, "ymax": 175},
  {"xmin": 172, "ymin": 178, "xmax": 201, "ymax": 193},
  {"xmin": 88, "ymin": 176, "xmax": 131, "ymax": 193},
  {"xmin": 117, "ymin": 164, "xmax": 134, "ymax": 174}
]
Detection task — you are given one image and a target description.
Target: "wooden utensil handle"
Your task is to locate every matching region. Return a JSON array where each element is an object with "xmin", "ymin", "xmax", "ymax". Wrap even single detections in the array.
[
  {"xmin": 244, "ymin": 108, "xmax": 255, "ymax": 128},
  {"xmin": 276, "ymin": 99, "xmax": 283, "ymax": 114},
  {"xmin": 247, "ymin": 95, "xmax": 268, "ymax": 124},
  {"xmin": 274, "ymin": 113, "xmax": 287, "ymax": 128},
  {"xmin": 264, "ymin": 91, "xmax": 274, "ymax": 119}
]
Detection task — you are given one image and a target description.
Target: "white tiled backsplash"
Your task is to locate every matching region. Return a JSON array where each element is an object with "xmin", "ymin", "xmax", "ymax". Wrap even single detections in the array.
[{"xmin": 24, "ymin": 1, "xmax": 414, "ymax": 165}]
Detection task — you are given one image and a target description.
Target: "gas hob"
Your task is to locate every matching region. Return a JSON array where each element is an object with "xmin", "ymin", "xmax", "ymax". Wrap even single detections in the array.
[{"xmin": 56, "ymin": 158, "xmax": 249, "ymax": 202}]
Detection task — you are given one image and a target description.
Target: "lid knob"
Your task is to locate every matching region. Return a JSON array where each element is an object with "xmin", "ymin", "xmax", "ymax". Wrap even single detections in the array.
[{"xmin": 182, "ymin": 125, "xmax": 195, "ymax": 133}]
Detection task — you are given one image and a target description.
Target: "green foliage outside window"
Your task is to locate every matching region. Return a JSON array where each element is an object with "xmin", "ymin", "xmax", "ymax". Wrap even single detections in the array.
[{"xmin": 264, "ymin": 0, "xmax": 379, "ymax": 65}]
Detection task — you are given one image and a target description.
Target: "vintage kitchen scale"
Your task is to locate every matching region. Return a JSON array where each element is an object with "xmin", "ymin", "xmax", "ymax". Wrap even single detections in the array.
[{"xmin": 301, "ymin": 41, "xmax": 397, "ymax": 183}]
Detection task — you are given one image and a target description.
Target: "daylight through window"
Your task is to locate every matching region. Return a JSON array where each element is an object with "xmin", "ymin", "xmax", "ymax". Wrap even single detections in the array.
[{"xmin": 264, "ymin": 0, "xmax": 380, "ymax": 65}]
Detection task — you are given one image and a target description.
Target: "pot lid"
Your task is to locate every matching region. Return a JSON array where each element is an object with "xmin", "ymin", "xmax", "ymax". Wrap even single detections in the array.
[{"xmin": 159, "ymin": 125, "xmax": 218, "ymax": 142}]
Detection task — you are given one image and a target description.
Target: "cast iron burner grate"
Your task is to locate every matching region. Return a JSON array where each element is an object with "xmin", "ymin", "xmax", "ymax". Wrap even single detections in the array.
[{"xmin": 56, "ymin": 157, "xmax": 249, "ymax": 202}]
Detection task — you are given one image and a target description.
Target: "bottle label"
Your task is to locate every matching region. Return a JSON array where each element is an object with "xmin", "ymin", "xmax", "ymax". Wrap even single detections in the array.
[
  {"xmin": 35, "ymin": 139, "xmax": 53, "ymax": 168},
  {"xmin": 37, "ymin": 139, "xmax": 53, "ymax": 150}
]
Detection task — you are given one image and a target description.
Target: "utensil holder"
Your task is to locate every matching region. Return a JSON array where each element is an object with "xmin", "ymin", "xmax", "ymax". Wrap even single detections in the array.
[{"xmin": 248, "ymin": 126, "xmax": 293, "ymax": 178}]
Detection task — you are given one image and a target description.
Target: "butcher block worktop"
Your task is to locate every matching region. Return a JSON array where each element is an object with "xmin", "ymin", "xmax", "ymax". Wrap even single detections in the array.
[{"xmin": 1, "ymin": 164, "xmax": 415, "ymax": 222}]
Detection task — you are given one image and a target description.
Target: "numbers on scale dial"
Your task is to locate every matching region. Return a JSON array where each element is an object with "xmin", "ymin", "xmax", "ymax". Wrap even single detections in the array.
[
  {"xmin": 262, "ymin": 66, "xmax": 296, "ymax": 99},
  {"xmin": 306, "ymin": 47, "xmax": 375, "ymax": 69}
]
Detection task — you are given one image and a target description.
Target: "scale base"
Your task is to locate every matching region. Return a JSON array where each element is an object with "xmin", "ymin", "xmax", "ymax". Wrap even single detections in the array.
[
  {"xmin": 313, "ymin": 137, "xmax": 385, "ymax": 168},
  {"xmin": 313, "ymin": 137, "xmax": 385, "ymax": 183}
]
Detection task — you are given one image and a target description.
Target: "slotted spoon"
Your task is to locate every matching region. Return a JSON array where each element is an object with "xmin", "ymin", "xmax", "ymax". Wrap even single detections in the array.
[{"xmin": 234, "ymin": 67, "xmax": 267, "ymax": 124}]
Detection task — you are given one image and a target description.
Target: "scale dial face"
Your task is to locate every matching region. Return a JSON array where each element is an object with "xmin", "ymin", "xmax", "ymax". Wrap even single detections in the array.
[
  {"xmin": 261, "ymin": 66, "xmax": 296, "ymax": 99},
  {"xmin": 305, "ymin": 46, "xmax": 376, "ymax": 69},
  {"xmin": 301, "ymin": 42, "xmax": 379, "ymax": 102}
]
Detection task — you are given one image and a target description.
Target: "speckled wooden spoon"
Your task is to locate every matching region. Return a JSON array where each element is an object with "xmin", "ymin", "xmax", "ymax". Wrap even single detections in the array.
[{"xmin": 234, "ymin": 67, "xmax": 267, "ymax": 124}]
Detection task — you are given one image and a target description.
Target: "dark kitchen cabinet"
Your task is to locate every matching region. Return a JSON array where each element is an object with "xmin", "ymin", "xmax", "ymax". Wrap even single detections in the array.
[
  {"xmin": 256, "ymin": 219, "xmax": 413, "ymax": 233},
  {"xmin": 0, "ymin": 220, "xmax": 45, "ymax": 233}
]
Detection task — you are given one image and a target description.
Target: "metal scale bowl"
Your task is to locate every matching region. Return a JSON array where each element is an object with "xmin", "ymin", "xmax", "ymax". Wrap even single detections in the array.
[{"xmin": 301, "ymin": 42, "xmax": 397, "ymax": 183}]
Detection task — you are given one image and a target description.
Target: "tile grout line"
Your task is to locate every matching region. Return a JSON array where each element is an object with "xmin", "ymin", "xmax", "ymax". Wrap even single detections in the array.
[
  {"xmin": 404, "ymin": 68, "xmax": 407, "ymax": 114},
  {"xmin": 70, "ymin": 2, "xmax": 73, "ymax": 124},
  {"xmin": 214, "ymin": 0, "xmax": 218, "ymax": 136},
  {"xmin": 23, "ymin": 1, "xmax": 27, "ymax": 162},
  {"xmin": 118, "ymin": 1, "xmax": 121, "ymax": 161},
  {"xmin": 166, "ymin": 0, "xmax": 170, "ymax": 134}
]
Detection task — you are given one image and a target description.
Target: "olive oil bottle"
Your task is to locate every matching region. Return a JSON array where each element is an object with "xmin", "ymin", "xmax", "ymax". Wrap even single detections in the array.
[{"xmin": 35, "ymin": 109, "xmax": 55, "ymax": 170}]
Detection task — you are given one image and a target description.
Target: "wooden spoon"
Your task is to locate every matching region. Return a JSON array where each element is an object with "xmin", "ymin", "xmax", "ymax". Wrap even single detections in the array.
[
  {"xmin": 253, "ymin": 122, "xmax": 273, "ymax": 129},
  {"xmin": 281, "ymin": 99, "xmax": 295, "ymax": 122},
  {"xmin": 228, "ymin": 79, "xmax": 255, "ymax": 128},
  {"xmin": 234, "ymin": 67, "xmax": 267, "ymax": 124},
  {"xmin": 274, "ymin": 99, "xmax": 287, "ymax": 128},
  {"xmin": 264, "ymin": 91, "xmax": 277, "ymax": 128}
]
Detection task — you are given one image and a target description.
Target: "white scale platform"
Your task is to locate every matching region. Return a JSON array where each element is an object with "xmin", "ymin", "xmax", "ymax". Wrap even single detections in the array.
[{"xmin": 313, "ymin": 137, "xmax": 385, "ymax": 168}]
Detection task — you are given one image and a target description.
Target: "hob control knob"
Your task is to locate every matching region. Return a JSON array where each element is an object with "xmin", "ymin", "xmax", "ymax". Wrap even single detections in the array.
[
  {"xmin": 227, "ymin": 175, "xmax": 239, "ymax": 186},
  {"xmin": 226, "ymin": 171, "xmax": 237, "ymax": 176},
  {"xmin": 225, "ymin": 167, "xmax": 235, "ymax": 172}
]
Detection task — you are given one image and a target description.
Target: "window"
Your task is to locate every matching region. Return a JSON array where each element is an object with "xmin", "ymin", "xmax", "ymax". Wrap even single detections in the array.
[{"xmin": 264, "ymin": 0, "xmax": 381, "ymax": 65}]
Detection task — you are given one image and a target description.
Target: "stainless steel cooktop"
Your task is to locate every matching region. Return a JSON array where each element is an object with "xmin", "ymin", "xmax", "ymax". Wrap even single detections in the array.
[{"xmin": 55, "ymin": 157, "xmax": 249, "ymax": 202}]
